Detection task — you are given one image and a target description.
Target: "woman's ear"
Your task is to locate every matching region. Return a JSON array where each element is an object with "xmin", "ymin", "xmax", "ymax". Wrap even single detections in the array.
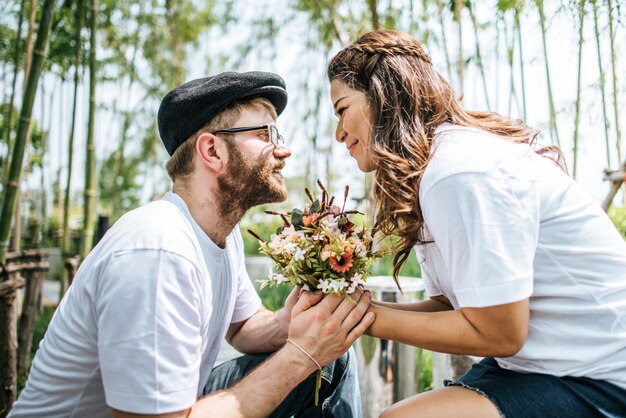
[{"xmin": 196, "ymin": 132, "xmax": 226, "ymax": 173}]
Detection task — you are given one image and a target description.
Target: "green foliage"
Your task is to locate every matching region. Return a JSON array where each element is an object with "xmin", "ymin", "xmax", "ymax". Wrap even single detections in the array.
[
  {"xmin": 258, "ymin": 284, "xmax": 293, "ymax": 312},
  {"xmin": 46, "ymin": 0, "xmax": 86, "ymax": 77},
  {"xmin": 240, "ymin": 206, "xmax": 284, "ymax": 255},
  {"xmin": 608, "ymin": 206, "xmax": 626, "ymax": 238},
  {"xmin": 416, "ymin": 349, "xmax": 433, "ymax": 392},
  {"xmin": 370, "ymin": 249, "xmax": 421, "ymax": 278}
]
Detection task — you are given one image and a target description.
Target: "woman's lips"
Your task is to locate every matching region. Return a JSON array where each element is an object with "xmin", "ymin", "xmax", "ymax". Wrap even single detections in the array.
[{"xmin": 347, "ymin": 142, "xmax": 357, "ymax": 154}]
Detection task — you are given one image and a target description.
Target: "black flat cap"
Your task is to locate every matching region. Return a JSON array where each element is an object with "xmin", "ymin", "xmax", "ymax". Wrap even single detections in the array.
[{"xmin": 157, "ymin": 71, "xmax": 288, "ymax": 155}]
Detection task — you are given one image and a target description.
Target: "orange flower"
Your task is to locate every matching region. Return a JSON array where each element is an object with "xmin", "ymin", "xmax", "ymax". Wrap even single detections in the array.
[
  {"xmin": 329, "ymin": 251, "xmax": 353, "ymax": 273},
  {"xmin": 303, "ymin": 213, "xmax": 320, "ymax": 227}
]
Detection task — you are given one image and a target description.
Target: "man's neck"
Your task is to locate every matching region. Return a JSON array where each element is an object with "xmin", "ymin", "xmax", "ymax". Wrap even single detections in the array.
[{"xmin": 173, "ymin": 182, "xmax": 246, "ymax": 248}]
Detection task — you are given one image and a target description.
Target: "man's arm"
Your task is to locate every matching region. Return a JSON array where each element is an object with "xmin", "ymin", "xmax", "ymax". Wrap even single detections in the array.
[
  {"xmin": 112, "ymin": 288, "xmax": 375, "ymax": 418},
  {"xmin": 226, "ymin": 287, "xmax": 301, "ymax": 353}
]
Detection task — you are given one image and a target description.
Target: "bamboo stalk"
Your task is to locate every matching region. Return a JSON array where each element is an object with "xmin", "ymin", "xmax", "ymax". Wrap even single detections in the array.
[
  {"xmin": 80, "ymin": 0, "xmax": 99, "ymax": 258},
  {"xmin": 591, "ymin": 0, "xmax": 612, "ymax": 167},
  {"xmin": 467, "ymin": 2, "xmax": 490, "ymax": 108},
  {"xmin": 0, "ymin": 0, "xmax": 58, "ymax": 265},
  {"xmin": 573, "ymin": 0, "xmax": 586, "ymax": 178},
  {"xmin": 607, "ymin": 0, "xmax": 621, "ymax": 163},
  {"xmin": 62, "ymin": 0, "xmax": 86, "ymax": 259},
  {"xmin": 536, "ymin": 0, "xmax": 561, "ymax": 147}
]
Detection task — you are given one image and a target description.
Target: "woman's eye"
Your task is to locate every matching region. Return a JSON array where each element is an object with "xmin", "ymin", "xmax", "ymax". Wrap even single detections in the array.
[{"xmin": 336, "ymin": 107, "xmax": 346, "ymax": 119}]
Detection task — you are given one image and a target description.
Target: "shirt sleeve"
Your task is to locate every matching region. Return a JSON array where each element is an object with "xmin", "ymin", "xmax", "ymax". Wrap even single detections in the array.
[
  {"xmin": 230, "ymin": 227, "xmax": 262, "ymax": 323},
  {"xmin": 421, "ymin": 171, "xmax": 539, "ymax": 308},
  {"xmin": 413, "ymin": 243, "xmax": 443, "ymax": 298},
  {"xmin": 96, "ymin": 249, "xmax": 205, "ymax": 414}
]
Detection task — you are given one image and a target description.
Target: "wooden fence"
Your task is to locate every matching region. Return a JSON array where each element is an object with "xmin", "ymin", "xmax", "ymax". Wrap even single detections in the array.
[{"xmin": 0, "ymin": 249, "xmax": 49, "ymax": 418}]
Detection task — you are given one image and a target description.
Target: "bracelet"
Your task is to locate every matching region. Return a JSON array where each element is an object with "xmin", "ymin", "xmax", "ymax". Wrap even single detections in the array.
[{"xmin": 286, "ymin": 339, "xmax": 321, "ymax": 370}]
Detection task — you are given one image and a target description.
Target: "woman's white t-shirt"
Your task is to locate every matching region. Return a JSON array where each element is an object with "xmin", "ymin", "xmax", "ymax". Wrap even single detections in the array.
[{"xmin": 415, "ymin": 123, "xmax": 626, "ymax": 390}]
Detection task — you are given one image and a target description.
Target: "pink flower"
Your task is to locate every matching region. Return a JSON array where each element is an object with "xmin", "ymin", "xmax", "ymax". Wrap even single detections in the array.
[{"xmin": 331, "ymin": 205, "xmax": 342, "ymax": 215}]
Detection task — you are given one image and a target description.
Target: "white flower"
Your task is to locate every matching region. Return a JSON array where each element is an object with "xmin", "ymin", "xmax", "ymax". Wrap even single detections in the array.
[
  {"xmin": 302, "ymin": 284, "xmax": 311, "ymax": 291},
  {"xmin": 283, "ymin": 242, "xmax": 298, "ymax": 255},
  {"xmin": 329, "ymin": 279, "xmax": 348, "ymax": 293},
  {"xmin": 347, "ymin": 273, "xmax": 366, "ymax": 294},
  {"xmin": 317, "ymin": 281, "xmax": 330, "ymax": 293},
  {"xmin": 270, "ymin": 272, "xmax": 289, "ymax": 284},
  {"xmin": 293, "ymin": 247, "xmax": 307, "ymax": 261},
  {"xmin": 353, "ymin": 240, "xmax": 367, "ymax": 257}
]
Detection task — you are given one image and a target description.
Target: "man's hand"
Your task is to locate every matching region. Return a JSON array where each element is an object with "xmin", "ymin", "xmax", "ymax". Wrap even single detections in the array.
[
  {"xmin": 286, "ymin": 287, "xmax": 375, "ymax": 370},
  {"xmin": 273, "ymin": 285, "xmax": 302, "ymax": 336}
]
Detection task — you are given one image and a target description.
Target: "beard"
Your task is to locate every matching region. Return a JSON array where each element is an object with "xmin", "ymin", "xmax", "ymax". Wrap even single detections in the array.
[{"xmin": 217, "ymin": 142, "xmax": 288, "ymax": 218}]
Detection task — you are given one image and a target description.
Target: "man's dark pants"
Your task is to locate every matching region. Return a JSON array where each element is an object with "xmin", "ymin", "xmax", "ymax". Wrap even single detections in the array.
[{"xmin": 204, "ymin": 348, "xmax": 362, "ymax": 417}]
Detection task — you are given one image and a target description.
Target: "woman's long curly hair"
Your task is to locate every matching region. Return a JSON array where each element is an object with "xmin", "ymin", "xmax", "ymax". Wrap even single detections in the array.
[{"xmin": 327, "ymin": 29, "xmax": 565, "ymax": 282}]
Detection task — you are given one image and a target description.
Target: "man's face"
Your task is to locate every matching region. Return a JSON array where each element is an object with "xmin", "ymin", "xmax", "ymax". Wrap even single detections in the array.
[{"xmin": 217, "ymin": 104, "xmax": 290, "ymax": 209}]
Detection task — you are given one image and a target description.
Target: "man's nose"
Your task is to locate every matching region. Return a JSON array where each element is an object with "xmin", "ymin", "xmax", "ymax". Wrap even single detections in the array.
[{"xmin": 273, "ymin": 142, "xmax": 292, "ymax": 159}]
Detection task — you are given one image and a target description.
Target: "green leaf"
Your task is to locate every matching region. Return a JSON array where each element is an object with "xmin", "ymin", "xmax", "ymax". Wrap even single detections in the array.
[{"xmin": 310, "ymin": 199, "xmax": 320, "ymax": 213}]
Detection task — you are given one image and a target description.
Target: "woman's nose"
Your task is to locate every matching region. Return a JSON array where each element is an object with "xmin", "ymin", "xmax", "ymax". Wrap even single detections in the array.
[{"xmin": 335, "ymin": 123, "xmax": 346, "ymax": 143}]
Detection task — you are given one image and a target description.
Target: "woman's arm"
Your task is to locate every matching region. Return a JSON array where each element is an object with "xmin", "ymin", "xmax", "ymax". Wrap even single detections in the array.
[
  {"xmin": 371, "ymin": 295, "xmax": 453, "ymax": 312},
  {"xmin": 368, "ymin": 298, "xmax": 529, "ymax": 357}
]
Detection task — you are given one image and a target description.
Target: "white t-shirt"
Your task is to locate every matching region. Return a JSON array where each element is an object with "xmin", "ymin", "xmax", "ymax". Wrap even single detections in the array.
[
  {"xmin": 10, "ymin": 192, "xmax": 262, "ymax": 417},
  {"xmin": 415, "ymin": 123, "xmax": 626, "ymax": 389}
]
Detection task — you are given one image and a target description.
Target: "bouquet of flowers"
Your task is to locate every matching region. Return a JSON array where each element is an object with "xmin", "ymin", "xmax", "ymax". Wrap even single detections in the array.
[
  {"xmin": 248, "ymin": 180, "xmax": 384, "ymax": 405},
  {"xmin": 249, "ymin": 179, "xmax": 384, "ymax": 296}
]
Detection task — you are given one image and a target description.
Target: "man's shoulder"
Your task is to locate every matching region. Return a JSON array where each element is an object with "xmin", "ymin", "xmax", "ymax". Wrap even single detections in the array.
[{"xmin": 102, "ymin": 199, "xmax": 200, "ymax": 257}]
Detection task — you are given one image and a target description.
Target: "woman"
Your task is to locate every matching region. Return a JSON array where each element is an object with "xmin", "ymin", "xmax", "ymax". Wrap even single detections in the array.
[{"xmin": 328, "ymin": 29, "xmax": 626, "ymax": 418}]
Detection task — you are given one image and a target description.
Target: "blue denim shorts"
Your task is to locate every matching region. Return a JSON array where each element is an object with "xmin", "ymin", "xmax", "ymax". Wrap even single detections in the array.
[{"xmin": 444, "ymin": 357, "xmax": 626, "ymax": 418}]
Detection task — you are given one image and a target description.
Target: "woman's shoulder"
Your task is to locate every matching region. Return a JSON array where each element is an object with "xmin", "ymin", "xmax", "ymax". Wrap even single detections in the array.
[{"xmin": 422, "ymin": 124, "xmax": 538, "ymax": 195}]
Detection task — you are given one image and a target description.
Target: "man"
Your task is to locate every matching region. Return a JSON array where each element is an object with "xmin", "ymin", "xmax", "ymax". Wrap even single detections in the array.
[{"xmin": 10, "ymin": 72, "xmax": 374, "ymax": 418}]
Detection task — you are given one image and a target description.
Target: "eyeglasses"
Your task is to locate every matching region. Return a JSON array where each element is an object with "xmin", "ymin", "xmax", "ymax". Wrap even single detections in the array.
[{"xmin": 213, "ymin": 124, "xmax": 284, "ymax": 147}]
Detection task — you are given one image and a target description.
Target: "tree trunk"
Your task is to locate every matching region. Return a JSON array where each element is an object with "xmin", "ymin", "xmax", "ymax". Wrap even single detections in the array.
[
  {"xmin": 454, "ymin": 0, "xmax": 464, "ymax": 96},
  {"xmin": 17, "ymin": 251, "xmax": 48, "ymax": 379},
  {"xmin": 573, "ymin": 0, "xmax": 586, "ymax": 178},
  {"xmin": 435, "ymin": 0, "xmax": 453, "ymax": 83},
  {"xmin": 367, "ymin": 0, "xmax": 379, "ymax": 30},
  {"xmin": 80, "ymin": 0, "xmax": 98, "ymax": 257},
  {"xmin": 515, "ymin": 8, "xmax": 527, "ymax": 119},
  {"xmin": 1, "ymin": 0, "xmax": 26, "ymax": 189},
  {"xmin": 0, "ymin": 0, "xmax": 58, "ymax": 265},
  {"xmin": 503, "ymin": 21, "xmax": 519, "ymax": 116},
  {"xmin": 607, "ymin": 0, "xmax": 621, "ymax": 163},
  {"xmin": 591, "ymin": 0, "xmax": 611, "ymax": 167},
  {"xmin": 0, "ymin": 270, "xmax": 22, "ymax": 417},
  {"xmin": 536, "ymin": 0, "xmax": 561, "ymax": 146},
  {"xmin": 467, "ymin": 2, "xmax": 490, "ymax": 108},
  {"xmin": 12, "ymin": 0, "xmax": 38, "ymax": 254},
  {"xmin": 111, "ymin": 113, "xmax": 129, "ymax": 218},
  {"xmin": 62, "ymin": 0, "xmax": 86, "ymax": 262}
]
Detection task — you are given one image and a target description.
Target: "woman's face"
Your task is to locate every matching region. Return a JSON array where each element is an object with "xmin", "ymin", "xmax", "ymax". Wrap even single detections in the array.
[{"xmin": 330, "ymin": 80, "xmax": 376, "ymax": 172}]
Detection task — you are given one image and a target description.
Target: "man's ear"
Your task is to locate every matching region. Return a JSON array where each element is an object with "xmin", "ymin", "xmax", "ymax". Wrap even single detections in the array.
[{"xmin": 196, "ymin": 132, "xmax": 226, "ymax": 173}]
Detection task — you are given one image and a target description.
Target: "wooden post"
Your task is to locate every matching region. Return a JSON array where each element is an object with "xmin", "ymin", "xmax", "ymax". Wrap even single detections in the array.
[
  {"xmin": 354, "ymin": 280, "xmax": 423, "ymax": 417},
  {"xmin": 0, "ymin": 264, "xmax": 25, "ymax": 417},
  {"xmin": 17, "ymin": 249, "xmax": 49, "ymax": 379},
  {"xmin": 64, "ymin": 255, "xmax": 80, "ymax": 286},
  {"xmin": 432, "ymin": 353, "xmax": 476, "ymax": 389}
]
